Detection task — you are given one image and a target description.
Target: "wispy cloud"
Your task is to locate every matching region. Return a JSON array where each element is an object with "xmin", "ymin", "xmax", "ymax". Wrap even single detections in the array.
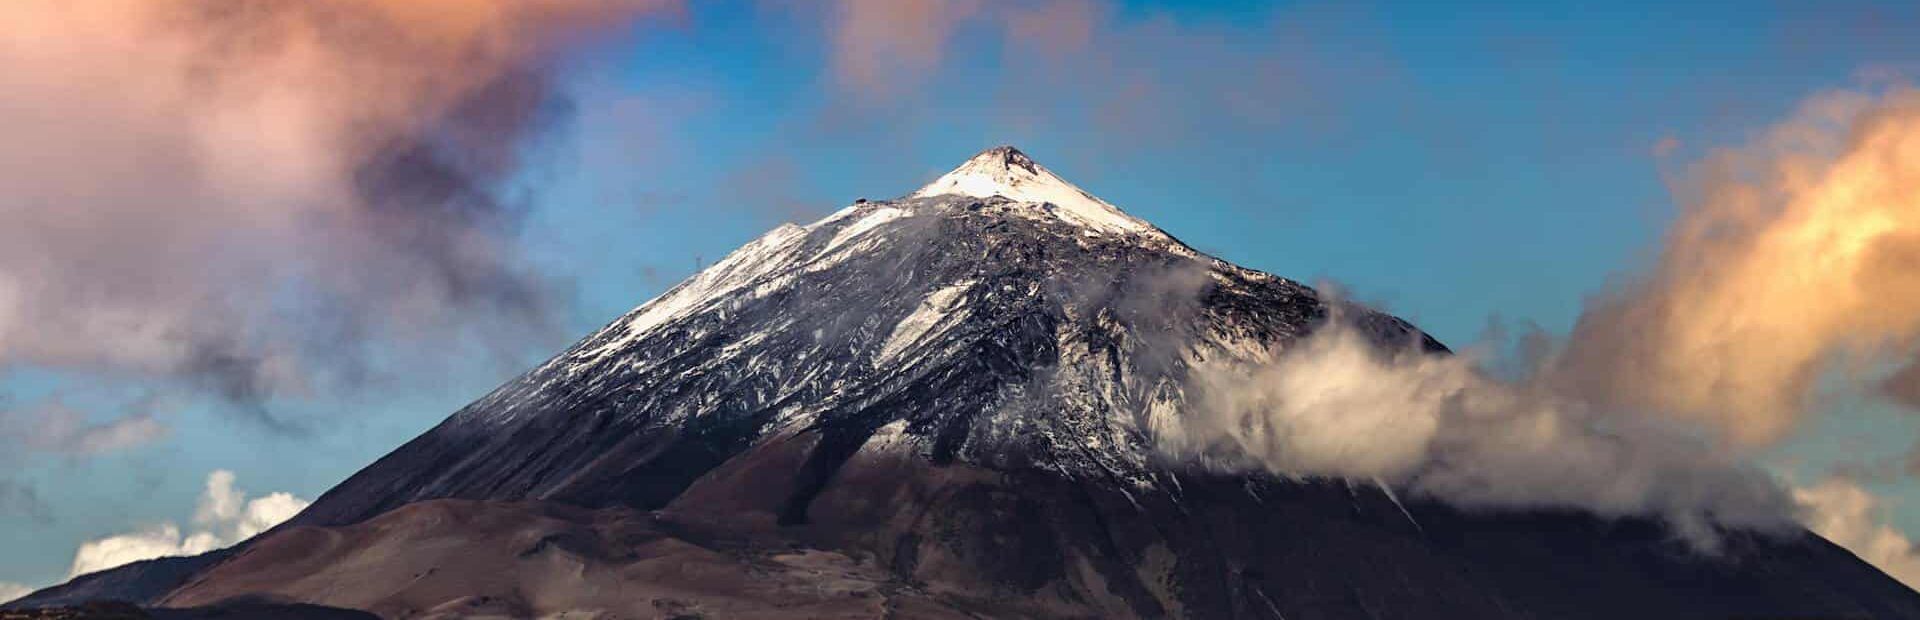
[
  {"xmin": 1795, "ymin": 477, "xmax": 1920, "ymax": 588},
  {"xmin": 0, "ymin": 399, "xmax": 168, "ymax": 459},
  {"xmin": 822, "ymin": 0, "xmax": 987, "ymax": 99}
]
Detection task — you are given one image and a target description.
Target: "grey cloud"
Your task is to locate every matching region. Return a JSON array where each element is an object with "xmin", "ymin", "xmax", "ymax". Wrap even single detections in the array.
[{"xmin": 0, "ymin": 398, "xmax": 169, "ymax": 458}]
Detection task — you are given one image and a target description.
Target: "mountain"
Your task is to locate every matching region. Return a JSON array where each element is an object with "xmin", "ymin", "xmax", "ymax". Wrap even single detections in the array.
[
  {"xmin": 284, "ymin": 145, "xmax": 1438, "ymax": 531},
  {"xmin": 14, "ymin": 146, "xmax": 1920, "ymax": 618}
]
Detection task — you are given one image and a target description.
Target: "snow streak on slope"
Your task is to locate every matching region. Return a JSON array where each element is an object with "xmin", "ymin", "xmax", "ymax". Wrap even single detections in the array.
[
  {"xmin": 824, "ymin": 207, "xmax": 907, "ymax": 253},
  {"xmin": 878, "ymin": 279, "xmax": 974, "ymax": 364}
]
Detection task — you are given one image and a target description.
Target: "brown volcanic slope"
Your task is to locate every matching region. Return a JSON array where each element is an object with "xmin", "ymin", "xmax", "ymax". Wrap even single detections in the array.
[{"xmin": 163, "ymin": 499, "xmax": 974, "ymax": 619}]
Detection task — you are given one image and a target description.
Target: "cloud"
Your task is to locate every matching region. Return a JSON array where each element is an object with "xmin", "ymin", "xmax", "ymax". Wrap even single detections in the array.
[
  {"xmin": 67, "ymin": 523, "xmax": 224, "ymax": 581},
  {"xmin": 1795, "ymin": 477, "xmax": 1920, "ymax": 588},
  {"xmin": 0, "ymin": 479, "xmax": 51, "ymax": 525},
  {"xmin": 1556, "ymin": 87, "xmax": 1920, "ymax": 447},
  {"xmin": 0, "ymin": 397, "xmax": 163, "ymax": 536},
  {"xmin": 0, "ymin": 0, "xmax": 682, "ymax": 421},
  {"xmin": 66, "ymin": 470, "xmax": 309, "ymax": 579},
  {"xmin": 784, "ymin": 0, "xmax": 1400, "ymax": 181},
  {"xmin": 1168, "ymin": 314, "xmax": 1798, "ymax": 547},
  {"xmin": 0, "ymin": 581, "xmax": 30, "ymax": 605},
  {"xmin": 1001, "ymin": 0, "xmax": 1098, "ymax": 58},
  {"xmin": 0, "ymin": 397, "xmax": 168, "ymax": 458},
  {"xmin": 823, "ymin": 0, "xmax": 985, "ymax": 98},
  {"xmin": 805, "ymin": 0, "xmax": 1109, "ymax": 102},
  {"xmin": 1881, "ymin": 359, "xmax": 1920, "ymax": 411},
  {"xmin": 191, "ymin": 469, "xmax": 307, "ymax": 542},
  {"xmin": 1652, "ymin": 135, "xmax": 1682, "ymax": 159}
]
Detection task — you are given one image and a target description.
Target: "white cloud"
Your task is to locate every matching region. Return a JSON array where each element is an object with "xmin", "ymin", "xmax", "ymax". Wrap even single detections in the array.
[
  {"xmin": 233, "ymin": 491, "xmax": 307, "ymax": 542},
  {"xmin": 192, "ymin": 469, "xmax": 242, "ymax": 527},
  {"xmin": 1795, "ymin": 478, "xmax": 1920, "ymax": 589},
  {"xmin": 68, "ymin": 523, "xmax": 221, "ymax": 579},
  {"xmin": 1167, "ymin": 317, "xmax": 1798, "ymax": 548},
  {"xmin": 0, "ymin": 581, "xmax": 32, "ymax": 604},
  {"xmin": 66, "ymin": 469, "xmax": 308, "ymax": 579}
]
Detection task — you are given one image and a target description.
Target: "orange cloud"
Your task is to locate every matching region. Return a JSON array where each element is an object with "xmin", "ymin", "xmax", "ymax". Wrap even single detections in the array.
[
  {"xmin": 1003, "ymin": 0, "xmax": 1099, "ymax": 58},
  {"xmin": 826, "ymin": 0, "xmax": 982, "ymax": 96},
  {"xmin": 1558, "ymin": 87, "xmax": 1920, "ymax": 447}
]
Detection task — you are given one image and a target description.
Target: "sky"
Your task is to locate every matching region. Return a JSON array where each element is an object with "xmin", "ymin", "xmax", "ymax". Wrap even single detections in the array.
[{"xmin": 5, "ymin": 0, "xmax": 1920, "ymax": 595}]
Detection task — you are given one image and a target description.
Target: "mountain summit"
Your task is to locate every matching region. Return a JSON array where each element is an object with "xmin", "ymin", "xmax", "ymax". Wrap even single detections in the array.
[
  {"xmin": 911, "ymin": 146, "xmax": 1157, "ymax": 235},
  {"xmin": 16, "ymin": 147, "xmax": 1920, "ymax": 619}
]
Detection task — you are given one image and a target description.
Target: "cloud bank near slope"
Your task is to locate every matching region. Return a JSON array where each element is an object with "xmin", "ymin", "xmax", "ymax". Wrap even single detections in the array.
[
  {"xmin": 0, "ymin": 582, "xmax": 28, "ymax": 605},
  {"xmin": 66, "ymin": 469, "xmax": 309, "ymax": 579},
  {"xmin": 1166, "ymin": 314, "xmax": 1798, "ymax": 546},
  {"xmin": 1796, "ymin": 477, "xmax": 1920, "ymax": 587},
  {"xmin": 1167, "ymin": 86, "xmax": 1920, "ymax": 558}
]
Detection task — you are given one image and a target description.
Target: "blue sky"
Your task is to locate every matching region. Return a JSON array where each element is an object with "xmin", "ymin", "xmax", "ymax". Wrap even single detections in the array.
[{"xmin": 5, "ymin": 0, "xmax": 1920, "ymax": 590}]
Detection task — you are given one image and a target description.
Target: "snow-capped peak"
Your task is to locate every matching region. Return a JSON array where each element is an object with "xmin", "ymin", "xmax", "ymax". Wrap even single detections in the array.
[{"xmin": 911, "ymin": 146, "xmax": 1156, "ymax": 235}]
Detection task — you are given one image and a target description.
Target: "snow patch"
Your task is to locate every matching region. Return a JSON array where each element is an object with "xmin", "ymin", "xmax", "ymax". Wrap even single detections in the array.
[
  {"xmin": 877, "ymin": 280, "xmax": 974, "ymax": 364},
  {"xmin": 857, "ymin": 420, "xmax": 915, "ymax": 456},
  {"xmin": 824, "ymin": 207, "xmax": 906, "ymax": 253}
]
